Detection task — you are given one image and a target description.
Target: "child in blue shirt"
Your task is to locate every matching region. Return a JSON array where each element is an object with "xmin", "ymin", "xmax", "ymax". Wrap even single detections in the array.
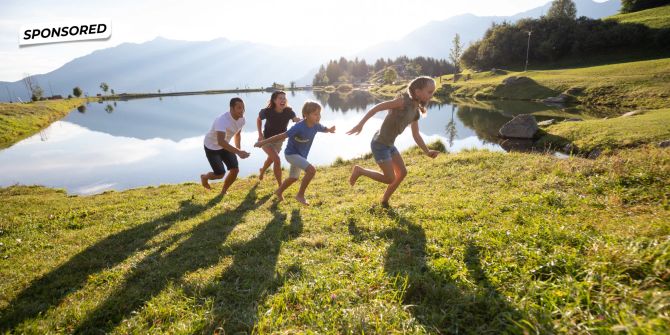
[{"xmin": 255, "ymin": 101, "xmax": 335, "ymax": 205}]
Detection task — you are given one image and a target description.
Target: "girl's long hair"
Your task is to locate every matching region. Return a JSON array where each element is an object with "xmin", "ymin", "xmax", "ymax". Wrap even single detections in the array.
[
  {"xmin": 266, "ymin": 90, "xmax": 286, "ymax": 110},
  {"xmin": 407, "ymin": 76, "xmax": 435, "ymax": 115}
]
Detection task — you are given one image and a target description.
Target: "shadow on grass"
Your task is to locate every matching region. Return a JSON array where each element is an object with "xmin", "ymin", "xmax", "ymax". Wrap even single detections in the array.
[
  {"xmin": 68, "ymin": 189, "xmax": 301, "ymax": 334},
  {"xmin": 350, "ymin": 207, "xmax": 544, "ymax": 333},
  {"xmin": 0, "ymin": 192, "xmax": 225, "ymax": 332}
]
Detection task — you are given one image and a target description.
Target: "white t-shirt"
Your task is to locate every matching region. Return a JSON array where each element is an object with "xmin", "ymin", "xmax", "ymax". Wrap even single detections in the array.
[{"xmin": 203, "ymin": 112, "xmax": 246, "ymax": 150}]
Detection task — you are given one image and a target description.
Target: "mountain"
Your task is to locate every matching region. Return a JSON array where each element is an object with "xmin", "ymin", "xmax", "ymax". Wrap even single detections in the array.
[
  {"xmin": 355, "ymin": 0, "xmax": 621, "ymax": 61},
  {"xmin": 1, "ymin": 37, "xmax": 331, "ymax": 101}
]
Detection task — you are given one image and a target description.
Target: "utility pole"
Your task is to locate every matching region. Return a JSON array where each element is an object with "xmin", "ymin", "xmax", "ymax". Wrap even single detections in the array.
[{"xmin": 525, "ymin": 30, "xmax": 532, "ymax": 72}]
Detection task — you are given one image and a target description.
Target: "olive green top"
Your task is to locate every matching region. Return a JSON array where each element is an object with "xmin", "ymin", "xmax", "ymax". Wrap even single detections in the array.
[{"xmin": 372, "ymin": 92, "xmax": 420, "ymax": 146}]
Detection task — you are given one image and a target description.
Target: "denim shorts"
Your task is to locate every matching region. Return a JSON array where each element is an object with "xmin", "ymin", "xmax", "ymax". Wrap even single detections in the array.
[
  {"xmin": 204, "ymin": 145, "xmax": 238, "ymax": 175},
  {"xmin": 370, "ymin": 140, "xmax": 399, "ymax": 163},
  {"xmin": 285, "ymin": 154, "xmax": 311, "ymax": 179}
]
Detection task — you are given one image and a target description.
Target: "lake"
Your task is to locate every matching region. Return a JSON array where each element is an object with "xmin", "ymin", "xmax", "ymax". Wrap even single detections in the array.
[{"xmin": 0, "ymin": 90, "xmax": 589, "ymax": 194}]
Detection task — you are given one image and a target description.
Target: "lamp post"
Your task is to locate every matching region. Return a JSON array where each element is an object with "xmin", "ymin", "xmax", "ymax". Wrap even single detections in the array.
[{"xmin": 525, "ymin": 30, "xmax": 532, "ymax": 72}]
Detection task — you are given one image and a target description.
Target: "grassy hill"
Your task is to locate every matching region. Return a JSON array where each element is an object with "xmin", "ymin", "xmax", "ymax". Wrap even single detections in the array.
[
  {"xmin": 1, "ymin": 136, "xmax": 668, "ymax": 333},
  {"xmin": 432, "ymin": 58, "xmax": 670, "ymax": 112},
  {"xmin": 606, "ymin": 4, "xmax": 670, "ymax": 29}
]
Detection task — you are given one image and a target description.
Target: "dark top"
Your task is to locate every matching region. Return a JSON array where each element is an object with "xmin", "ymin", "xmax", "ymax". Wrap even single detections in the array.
[{"xmin": 259, "ymin": 107, "xmax": 297, "ymax": 138}]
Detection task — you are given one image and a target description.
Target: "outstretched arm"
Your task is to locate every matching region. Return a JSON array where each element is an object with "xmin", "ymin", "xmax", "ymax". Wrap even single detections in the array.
[
  {"xmin": 255, "ymin": 132, "xmax": 288, "ymax": 148},
  {"xmin": 411, "ymin": 121, "xmax": 439, "ymax": 158},
  {"xmin": 346, "ymin": 97, "xmax": 403, "ymax": 135}
]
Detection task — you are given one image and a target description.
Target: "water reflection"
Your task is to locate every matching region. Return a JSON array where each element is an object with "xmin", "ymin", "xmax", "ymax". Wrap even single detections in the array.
[{"xmin": 0, "ymin": 90, "xmax": 591, "ymax": 194}]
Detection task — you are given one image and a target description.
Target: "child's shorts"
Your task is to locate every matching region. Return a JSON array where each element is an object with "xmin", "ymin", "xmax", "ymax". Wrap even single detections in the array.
[
  {"xmin": 204, "ymin": 146, "xmax": 238, "ymax": 175},
  {"xmin": 262, "ymin": 140, "xmax": 283, "ymax": 153},
  {"xmin": 370, "ymin": 140, "xmax": 399, "ymax": 163},
  {"xmin": 285, "ymin": 154, "xmax": 311, "ymax": 179}
]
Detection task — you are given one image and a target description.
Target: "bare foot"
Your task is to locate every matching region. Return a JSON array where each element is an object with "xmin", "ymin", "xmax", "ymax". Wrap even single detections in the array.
[
  {"xmin": 349, "ymin": 166, "xmax": 361, "ymax": 186},
  {"xmin": 200, "ymin": 174, "xmax": 211, "ymax": 190},
  {"xmin": 258, "ymin": 168, "xmax": 265, "ymax": 180},
  {"xmin": 295, "ymin": 195, "xmax": 310, "ymax": 206},
  {"xmin": 275, "ymin": 190, "xmax": 284, "ymax": 202},
  {"xmin": 380, "ymin": 201, "xmax": 390, "ymax": 208}
]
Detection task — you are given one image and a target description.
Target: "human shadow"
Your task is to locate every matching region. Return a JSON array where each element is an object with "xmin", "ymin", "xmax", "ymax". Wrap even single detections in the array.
[
  {"xmin": 0, "ymin": 192, "xmax": 224, "ymax": 332},
  {"xmin": 202, "ymin": 205, "xmax": 303, "ymax": 333},
  {"xmin": 349, "ymin": 207, "xmax": 538, "ymax": 334},
  {"xmin": 70, "ymin": 186, "xmax": 271, "ymax": 333}
]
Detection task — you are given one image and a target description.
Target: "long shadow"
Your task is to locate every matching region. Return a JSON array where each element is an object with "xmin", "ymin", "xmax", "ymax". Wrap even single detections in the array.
[
  {"xmin": 71, "ymin": 186, "xmax": 274, "ymax": 334},
  {"xmin": 0, "ymin": 192, "xmax": 224, "ymax": 332},
  {"xmin": 203, "ymin": 205, "xmax": 303, "ymax": 333},
  {"xmin": 349, "ymin": 208, "xmax": 537, "ymax": 333}
]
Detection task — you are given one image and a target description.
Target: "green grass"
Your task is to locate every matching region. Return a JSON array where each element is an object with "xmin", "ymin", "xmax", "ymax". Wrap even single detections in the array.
[
  {"xmin": 537, "ymin": 108, "xmax": 670, "ymax": 153},
  {"xmin": 437, "ymin": 58, "xmax": 670, "ymax": 112},
  {"xmin": 1, "ymin": 142, "xmax": 668, "ymax": 333},
  {"xmin": 0, "ymin": 98, "xmax": 88, "ymax": 149},
  {"xmin": 607, "ymin": 4, "xmax": 670, "ymax": 29}
]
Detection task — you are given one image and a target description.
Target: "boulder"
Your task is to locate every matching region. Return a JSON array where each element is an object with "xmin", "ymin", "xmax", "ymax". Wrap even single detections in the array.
[
  {"xmin": 499, "ymin": 114, "xmax": 539, "ymax": 139},
  {"xmin": 538, "ymin": 119, "xmax": 555, "ymax": 127},
  {"xmin": 502, "ymin": 76, "xmax": 532, "ymax": 86},
  {"xmin": 542, "ymin": 93, "xmax": 571, "ymax": 104}
]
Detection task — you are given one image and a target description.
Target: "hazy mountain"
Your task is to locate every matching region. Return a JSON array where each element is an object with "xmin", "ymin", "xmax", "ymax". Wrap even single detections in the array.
[
  {"xmin": 0, "ymin": 0, "xmax": 622, "ymax": 101},
  {"xmin": 1, "ymin": 37, "xmax": 331, "ymax": 101},
  {"xmin": 355, "ymin": 0, "xmax": 621, "ymax": 61}
]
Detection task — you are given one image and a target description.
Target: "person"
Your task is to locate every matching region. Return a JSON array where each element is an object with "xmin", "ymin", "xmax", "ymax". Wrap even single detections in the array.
[
  {"xmin": 347, "ymin": 76, "xmax": 441, "ymax": 206},
  {"xmin": 254, "ymin": 101, "xmax": 335, "ymax": 205},
  {"xmin": 200, "ymin": 97, "xmax": 250, "ymax": 195},
  {"xmin": 256, "ymin": 91, "xmax": 300, "ymax": 185}
]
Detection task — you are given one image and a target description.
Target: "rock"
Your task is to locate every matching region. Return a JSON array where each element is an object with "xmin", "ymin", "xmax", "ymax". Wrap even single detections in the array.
[
  {"xmin": 621, "ymin": 110, "xmax": 643, "ymax": 117},
  {"xmin": 565, "ymin": 87, "xmax": 584, "ymax": 95},
  {"xmin": 499, "ymin": 114, "xmax": 539, "ymax": 139},
  {"xmin": 563, "ymin": 143, "xmax": 578, "ymax": 153},
  {"xmin": 659, "ymin": 140, "xmax": 670, "ymax": 148},
  {"xmin": 502, "ymin": 76, "xmax": 532, "ymax": 86},
  {"xmin": 587, "ymin": 148, "xmax": 602, "ymax": 159},
  {"xmin": 542, "ymin": 93, "xmax": 571, "ymax": 104},
  {"xmin": 538, "ymin": 119, "xmax": 555, "ymax": 127}
]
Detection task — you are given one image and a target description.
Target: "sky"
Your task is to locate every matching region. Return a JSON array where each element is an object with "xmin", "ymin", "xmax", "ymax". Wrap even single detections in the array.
[{"xmin": 0, "ymin": 0, "xmax": 607, "ymax": 82}]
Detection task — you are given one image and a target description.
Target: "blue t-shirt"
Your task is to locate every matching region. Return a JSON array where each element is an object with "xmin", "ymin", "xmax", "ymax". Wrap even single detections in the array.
[{"xmin": 284, "ymin": 120, "xmax": 327, "ymax": 158}]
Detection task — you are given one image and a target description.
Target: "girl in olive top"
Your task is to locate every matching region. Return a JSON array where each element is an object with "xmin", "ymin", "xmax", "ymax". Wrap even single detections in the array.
[
  {"xmin": 256, "ymin": 90, "xmax": 301, "ymax": 186},
  {"xmin": 347, "ymin": 76, "xmax": 441, "ymax": 206}
]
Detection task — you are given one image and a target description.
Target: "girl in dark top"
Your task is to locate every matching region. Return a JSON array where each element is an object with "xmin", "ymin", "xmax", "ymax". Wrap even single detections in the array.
[
  {"xmin": 256, "ymin": 91, "xmax": 301, "ymax": 185},
  {"xmin": 347, "ymin": 76, "xmax": 441, "ymax": 206}
]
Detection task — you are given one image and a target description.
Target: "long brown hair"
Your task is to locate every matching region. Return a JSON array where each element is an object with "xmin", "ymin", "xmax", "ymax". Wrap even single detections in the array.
[
  {"xmin": 266, "ymin": 90, "xmax": 286, "ymax": 110},
  {"xmin": 407, "ymin": 76, "xmax": 435, "ymax": 114}
]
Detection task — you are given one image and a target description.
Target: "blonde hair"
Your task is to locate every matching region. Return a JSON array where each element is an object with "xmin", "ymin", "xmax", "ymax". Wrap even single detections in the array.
[
  {"xmin": 407, "ymin": 76, "xmax": 435, "ymax": 114},
  {"xmin": 301, "ymin": 101, "xmax": 321, "ymax": 118}
]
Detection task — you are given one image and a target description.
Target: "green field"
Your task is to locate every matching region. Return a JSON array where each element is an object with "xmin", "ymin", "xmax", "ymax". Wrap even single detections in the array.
[
  {"xmin": 1, "ymin": 138, "xmax": 669, "ymax": 333},
  {"xmin": 0, "ymin": 98, "xmax": 88, "ymax": 149},
  {"xmin": 607, "ymin": 4, "xmax": 670, "ymax": 29}
]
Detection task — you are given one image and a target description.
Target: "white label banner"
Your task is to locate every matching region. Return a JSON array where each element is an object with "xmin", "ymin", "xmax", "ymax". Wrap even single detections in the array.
[{"xmin": 19, "ymin": 19, "xmax": 112, "ymax": 46}]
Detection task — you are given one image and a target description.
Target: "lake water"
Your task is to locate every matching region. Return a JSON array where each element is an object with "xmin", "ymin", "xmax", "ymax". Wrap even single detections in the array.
[{"xmin": 0, "ymin": 90, "xmax": 587, "ymax": 194}]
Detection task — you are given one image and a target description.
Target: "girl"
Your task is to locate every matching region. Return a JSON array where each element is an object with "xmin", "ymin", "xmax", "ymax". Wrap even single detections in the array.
[
  {"xmin": 347, "ymin": 76, "xmax": 440, "ymax": 206},
  {"xmin": 255, "ymin": 101, "xmax": 335, "ymax": 206},
  {"xmin": 256, "ymin": 91, "xmax": 301, "ymax": 185}
]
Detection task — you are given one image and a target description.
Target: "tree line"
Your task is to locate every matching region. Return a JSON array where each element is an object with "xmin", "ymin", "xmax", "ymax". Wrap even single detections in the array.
[{"xmin": 313, "ymin": 56, "xmax": 454, "ymax": 86}]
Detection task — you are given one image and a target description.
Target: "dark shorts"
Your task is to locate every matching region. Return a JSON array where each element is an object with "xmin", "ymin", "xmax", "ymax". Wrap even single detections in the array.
[
  {"xmin": 204, "ymin": 146, "xmax": 238, "ymax": 175},
  {"xmin": 371, "ymin": 140, "xmax": 399, "ymax": 163}
]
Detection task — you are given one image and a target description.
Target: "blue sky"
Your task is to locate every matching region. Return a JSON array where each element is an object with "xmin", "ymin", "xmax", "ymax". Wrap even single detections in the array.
[{"xmin": 0, "ymin": 0, "xmax": 607, "ymax": 81}]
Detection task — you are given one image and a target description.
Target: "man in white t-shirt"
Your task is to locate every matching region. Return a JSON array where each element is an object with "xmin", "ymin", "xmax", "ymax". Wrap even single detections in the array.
[{"xmin": 200, "ymin": 97, "xmax": 250, "ymax": 195}]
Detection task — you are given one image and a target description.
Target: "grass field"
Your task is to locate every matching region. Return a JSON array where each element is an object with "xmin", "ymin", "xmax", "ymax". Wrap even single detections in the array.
[
  {"xmin": 0, "ymin": 98, "xmax": 88, "ymax": 149},
  {"xmin": 1, "ymin": 139, "xmax": 668, "ymax": 333},
  {"xmin": 607, "ymin": 4, "xmax": 670, "ymax": 29}
]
